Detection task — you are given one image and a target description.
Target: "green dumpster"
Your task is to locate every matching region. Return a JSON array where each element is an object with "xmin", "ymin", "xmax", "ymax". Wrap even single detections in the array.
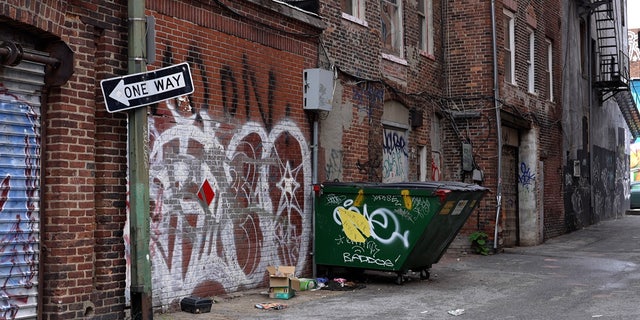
[{"xmin": 313, "ymin": 181, "xmax": 488, "ymax": 284}]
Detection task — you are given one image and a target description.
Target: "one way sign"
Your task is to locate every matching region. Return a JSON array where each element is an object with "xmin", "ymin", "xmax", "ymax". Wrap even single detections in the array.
[{"xmin": 101, "ymin": 62, "xmax": 194, "ymax": 113}]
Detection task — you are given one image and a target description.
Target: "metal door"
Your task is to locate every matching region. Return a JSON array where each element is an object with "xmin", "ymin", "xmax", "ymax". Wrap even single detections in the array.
[
  {"xmin": 502, "ymin": 145, "xmax": 519, "ymax": 247},
  {"xmin": 382, "ymin": 126, "xmax": 409, "ymax": 183},
  {"xmin": 0, "ymin": 56, "xmax": 44, "ymax": 319}
]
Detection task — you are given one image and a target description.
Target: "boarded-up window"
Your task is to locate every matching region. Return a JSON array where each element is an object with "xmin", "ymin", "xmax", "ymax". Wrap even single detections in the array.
[{"xmin": 381, "ymin": 0, "xmax": 403, "ymax": 56}]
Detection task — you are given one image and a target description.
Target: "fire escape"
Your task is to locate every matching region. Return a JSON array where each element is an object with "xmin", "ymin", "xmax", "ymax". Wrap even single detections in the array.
[
  {"xmin": 586, "ymin": 0, "xmax": 640, "ymax": 139},
  {"xmin": 592, "ymin": 0, "xmax": 628, "ymax": 100}
]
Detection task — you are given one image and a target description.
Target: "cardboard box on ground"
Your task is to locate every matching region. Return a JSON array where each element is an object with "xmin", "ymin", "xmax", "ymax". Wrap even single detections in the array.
[{"xmin": 266, "ymin": 265, "xmax": 301, "ymax": 300}]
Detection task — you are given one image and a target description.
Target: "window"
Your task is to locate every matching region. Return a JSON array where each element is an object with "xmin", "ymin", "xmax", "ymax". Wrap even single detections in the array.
[
  {"xmin": 527, "ymin": 28, "xmax": 535, "ymax": 93},
  {"xmin": 504, "ymin": 10, "xmax": 515, "ymax": 84},
  {"xmin": 382, "ymin": 126, "xmax": 409, "ymax": 182},
  {"xmin": 546, "ymin": 39, "xmax": 553, "ymax": 101},
  {"xmin": 381, "ymin": 0, "xmax": 403, "ymax": 57},
  {"xmin": 580, "ymin": 18, "xmax": 587, "ymax": 76},
  {"xmin": 417, "ymin": 0, "xmax": 433, "ymax": 56},
  {"xmin": 342, "ymin": 0, "xmax": 366, "ymax": 25},
  {"xmin": 382, "ymin": 100, "xmax": 410, "ymax": 183}
]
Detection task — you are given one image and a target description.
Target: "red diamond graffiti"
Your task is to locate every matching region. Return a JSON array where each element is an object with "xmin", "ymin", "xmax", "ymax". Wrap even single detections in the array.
[{"xmin": 197, "ymin": 179, "xmax": 215, "ymax": 206}]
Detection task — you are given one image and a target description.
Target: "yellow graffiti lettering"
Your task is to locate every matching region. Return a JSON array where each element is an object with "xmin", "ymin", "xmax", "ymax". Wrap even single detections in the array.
[
  {"xmin": 338, "ymin": 207, "xmax": 371, "ymax": 243},
  {"xmin": 401, "ymin": 189, "xmax": 412, "ymax": 210},
  {"xmin": 354, "ymin": 189, "xmax": 365, "ymax": 207}
]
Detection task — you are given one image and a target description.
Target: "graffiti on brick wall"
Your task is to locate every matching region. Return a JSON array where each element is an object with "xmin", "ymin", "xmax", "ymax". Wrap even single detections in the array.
[
  {"xmin": 431, "ymin": 151, "xmax": 442, "ymax": 181},
  {"xmin": 592, "ymin": 147, "xmax": 615, "ymax": 221},
  {"xmin": 564, "ymin": 166, "xmax": 588, "ymax": 231},
  {"xmin": 219, "ymin": 54, "xmax": 276, "ymax": 130},
  {"xmin": 564, "ymin": 145, "xmax": 627, "ymax": 231},
  {"xmin": 125, "ymin": 47, "xmax": 312, "ymax": 306},
  {"xmin": 355, "ymin": 158, "xmax": 381, "ymax": 180},
  {"xmin": 632, "ymin": 147, "xmax": 640, "ymax": 181},
  {"xmin": 629, "ymin": 30, "xmax": 639, "ymax": 62},
  {"xmin": 352, "ymin": 82, "xmax": 384, "ymax": 119}
]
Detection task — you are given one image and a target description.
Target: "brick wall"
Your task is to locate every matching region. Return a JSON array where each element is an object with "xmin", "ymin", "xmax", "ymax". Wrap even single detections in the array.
[
  {"xmin": 443, "ymin": 0, "xmax": 564, "ymax": 243},
  {"xmin": 0, "ymin": 1, "xmax": 130, "ymax": 319},
  {"xmin": 143, "ymin": 0, "xmax": 323, "ymax": 311},
  {"xmin": 317, "ymin": 0, "xmax": 445, "ymax": 184},
  {"xmin": 1, "ymin": 0, "xmax": 323, "ymax": 318}
]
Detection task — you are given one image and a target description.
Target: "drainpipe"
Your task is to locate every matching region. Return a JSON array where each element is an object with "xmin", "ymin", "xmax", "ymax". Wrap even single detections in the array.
[
  {"xmin": 587, "ymin": 6, "xmax": 595, "ymax": 223},
  {"xmin": 128, "ymin": 0, "xmax": 153, "ymax": 318},
  {"xmin": 491, "ymin": 0, "xmax": 503, "ymax": 251},
  {"xmin": 312, "ymin": 115, "xmax": 318, "ymax": 278}
]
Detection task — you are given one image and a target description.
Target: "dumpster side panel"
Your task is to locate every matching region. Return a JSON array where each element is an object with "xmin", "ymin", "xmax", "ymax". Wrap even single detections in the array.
[{"xmin": 403, "ymin": 192, "xmax": 486, "ymax": 269}]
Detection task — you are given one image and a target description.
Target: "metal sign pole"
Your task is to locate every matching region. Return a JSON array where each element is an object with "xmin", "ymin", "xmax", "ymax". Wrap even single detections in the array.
[{"xmin": 128, "ymin": 0, "xmax": 153, "ymax": 318}]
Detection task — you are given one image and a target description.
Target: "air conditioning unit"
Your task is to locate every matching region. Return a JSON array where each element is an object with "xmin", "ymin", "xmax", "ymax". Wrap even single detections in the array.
[{"xmin": 303, "ymin": 68, "xmax": 333, "ymax": 111}]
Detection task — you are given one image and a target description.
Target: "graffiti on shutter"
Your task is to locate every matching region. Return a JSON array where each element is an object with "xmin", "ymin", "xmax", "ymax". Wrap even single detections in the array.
[{"xmin": 0, "ymin": 56, "xmax": 44, "ymax": 320}]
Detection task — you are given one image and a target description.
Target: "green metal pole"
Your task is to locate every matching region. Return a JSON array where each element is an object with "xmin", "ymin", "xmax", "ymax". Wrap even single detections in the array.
[{"xmin": 128, "ymin": 0, "xmax": 153, "ymax": 318}]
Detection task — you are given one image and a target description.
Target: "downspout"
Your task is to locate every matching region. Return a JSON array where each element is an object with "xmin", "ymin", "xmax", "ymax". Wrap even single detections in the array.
[
  {"xmin": 491, "ymin": 0, "xmax": 503, "ymax": 251},
  {"xmin": 312, "ymin": 114, "xmax": 318, "ymax": 278},
  {"xmin": 128, "ymin": 0, "xmax": 153, "ymax": 318},
  {"xmin": 587, "ymin": 6, "xmax": 595, "ymax": 223}
]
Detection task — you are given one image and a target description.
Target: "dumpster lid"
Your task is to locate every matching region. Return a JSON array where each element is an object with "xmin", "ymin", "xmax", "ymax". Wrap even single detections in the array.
[{"xmin": 319, "ymin": 181, "xmax": 487, "ymax": 192}]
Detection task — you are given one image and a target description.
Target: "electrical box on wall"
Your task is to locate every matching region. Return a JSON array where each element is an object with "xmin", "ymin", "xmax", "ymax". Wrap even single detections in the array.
[
  {"xmin": 462, "ymin": 143, "xmax": 473, "ymax": 172},
  {"xmin": 303, "ymin": 68, "xmax": 333, "ymax": 111}
]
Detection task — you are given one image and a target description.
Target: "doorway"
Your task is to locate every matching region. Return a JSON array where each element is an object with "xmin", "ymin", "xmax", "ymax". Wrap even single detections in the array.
[{"xmin": 502, "ymin": 145, "xmax": 519, "ymax": 247}]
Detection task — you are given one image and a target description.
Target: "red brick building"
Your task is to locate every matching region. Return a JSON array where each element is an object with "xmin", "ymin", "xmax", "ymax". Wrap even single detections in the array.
[
  {"xmin": 316, "ymin": 0, "xmax": 444, "ymax": 184},
  {"xmin": 0, "ymin": 0, "xmax": 323, "ymax": 318},
  {"xmin": 315, "ymin": 0, "xmax": 637, "ymax": 255},
  {"xmin": 316, "ymin": 0, "xmax": 563, "ymax": 251},
  {"xmin": 435, "ymin": 0, "xmax": 565, "ymax": 246},
  {"xmin": 144, "ymin": 0, "xmax": 323, "ymax": 312},
  {"xmin": 1, "ymin": 0, "xmax": 637, "ymax": 319}
]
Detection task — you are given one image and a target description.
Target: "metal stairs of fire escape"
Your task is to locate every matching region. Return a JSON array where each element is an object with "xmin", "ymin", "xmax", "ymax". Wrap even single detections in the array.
[{"xmin": 592, "ymin": 0, "xmax": 630, "ymax": 102}]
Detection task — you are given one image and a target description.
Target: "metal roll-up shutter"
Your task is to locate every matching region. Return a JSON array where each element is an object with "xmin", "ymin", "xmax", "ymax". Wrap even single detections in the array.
[{"xmin": 0, "ymin": 50, "xmax": 45, "ymax": 320}]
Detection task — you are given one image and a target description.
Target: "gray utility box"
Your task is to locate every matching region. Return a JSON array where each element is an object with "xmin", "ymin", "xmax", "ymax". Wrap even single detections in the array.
[{"xmin": 303, "ymin": 68, "xmax": 333, "ymax": 111}]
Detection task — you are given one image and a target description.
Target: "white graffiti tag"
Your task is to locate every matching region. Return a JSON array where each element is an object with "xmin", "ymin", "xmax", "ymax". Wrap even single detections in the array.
[
  {"xmin": 343, "ymin": 252, "xmax": 394, "ymax": 267},
  {"xmin": 333, "ymin": 199, "xmax": 410, "ymax": 248},
  {"xmin": 141, "ymin": 99, "xmax": 311, "ymax": 306}
]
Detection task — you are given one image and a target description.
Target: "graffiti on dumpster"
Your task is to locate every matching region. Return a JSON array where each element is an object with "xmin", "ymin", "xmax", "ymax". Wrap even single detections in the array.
[
  {"xmin": 334, "ymin": 234, "xmax": 397, "ymax": 268},
  {"xmin": 323, "ymin": 190, "xmax": 437, "ymax": 268},
  {"xmin": 343, "ymin": 252, "xmax": 396, "ymax": 267},
  {"xmin": 333, "ymin": 198, "xmax": 410, "ymax": 248}
]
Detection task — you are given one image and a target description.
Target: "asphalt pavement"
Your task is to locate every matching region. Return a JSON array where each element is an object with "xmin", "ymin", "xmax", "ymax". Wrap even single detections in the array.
[{"xmin": 156, "ymin": 212, "xmax": 640, "ymax": 320}]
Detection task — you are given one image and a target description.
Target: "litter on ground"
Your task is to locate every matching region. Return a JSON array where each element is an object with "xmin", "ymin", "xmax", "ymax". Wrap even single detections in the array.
[
  {"xmin": 255, "ymin": 303, "xmax": 287, "ymax": 310},
  {"xmin": 448, "ymin": 308, "xmax": 465, "ymax": 316}
]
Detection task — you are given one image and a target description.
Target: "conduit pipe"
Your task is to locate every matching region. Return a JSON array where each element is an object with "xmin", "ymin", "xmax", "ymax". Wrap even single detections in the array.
[{"xmin": 491, "ymin": 0, "xmax": 503, "ymax": 251}]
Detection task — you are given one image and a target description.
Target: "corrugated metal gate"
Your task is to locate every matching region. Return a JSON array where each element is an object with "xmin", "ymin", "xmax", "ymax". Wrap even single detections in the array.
[{"xmin": 0, "ymin": 55, "xmax": 44, "ymax": 319}]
